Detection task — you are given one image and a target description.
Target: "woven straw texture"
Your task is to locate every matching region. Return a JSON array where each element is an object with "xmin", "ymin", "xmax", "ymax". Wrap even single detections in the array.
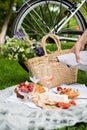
[{"xmin": 25, "ymin": 34, "xmax": 78, "ymax": 88}]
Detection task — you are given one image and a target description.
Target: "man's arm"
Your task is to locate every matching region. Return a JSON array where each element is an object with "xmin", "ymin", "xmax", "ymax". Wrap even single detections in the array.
[{"xmin": 71, "ymin": 29, "xmax": 87, "ymax": 62}]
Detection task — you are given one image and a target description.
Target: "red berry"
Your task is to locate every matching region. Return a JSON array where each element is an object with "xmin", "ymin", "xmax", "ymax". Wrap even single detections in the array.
[
  {"xmin": 62, "ymin": 103, "xmax": 69, "ymax": 109},
  {"xmin": 70, "ymin": 100, "xmax": 77, "ymax": 106},
  {"xmin": 25, "ymin": 88, "xmax": 30, "ymax": 93},
  {"xmin": 56, "ymin": 102, "xmax": 63, "ymax": 107},
  {"xmin": 57, "ymin": 87, "xmax": 62, "ymax": 91},
  {"xmin": 20, "ymin": 82, "xmax": 25, "ymax": 86},
  {"xmin": 21, "ymin": 86, "xmax": 25, "ymax": 90},
  {"xmin": 19, "ymin": 85, "xmax": 30, "ymax": 93},
  {"xmin": 28, "ymin": 85, "xmax": 34, "ymax": 92},
  {"xmin": 19, "ymin": 87, "xmax": 25, "ymax": 92}
]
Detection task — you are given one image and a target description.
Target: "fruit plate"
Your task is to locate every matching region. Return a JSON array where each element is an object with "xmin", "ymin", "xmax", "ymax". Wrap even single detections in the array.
[
  {"xmin": 51, "ymin": 84, "xmax": 87, "ymax": 99},
  {"xmin": 14, "ymin": 81, "xmax": 48, "ymax": 100}
]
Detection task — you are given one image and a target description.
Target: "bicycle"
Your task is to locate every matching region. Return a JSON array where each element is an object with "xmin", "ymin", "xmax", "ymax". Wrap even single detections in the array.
[{"xmin": 12, "ymin": 0, "xmax": 87, "ymax": 44}]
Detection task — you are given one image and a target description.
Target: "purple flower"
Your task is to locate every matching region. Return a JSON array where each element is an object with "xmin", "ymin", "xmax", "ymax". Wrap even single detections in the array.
[
  {"xmin": 13, "ymin": 29, "xmax": 26, "ymax": 40},
  {"xmin": 35, "ymin": 47, "xmax": 44, "ymax": 56}
]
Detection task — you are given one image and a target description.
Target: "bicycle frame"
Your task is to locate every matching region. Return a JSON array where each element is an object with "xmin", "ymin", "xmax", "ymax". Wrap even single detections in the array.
[
  {"xmin": 54, "ymin": 0, "xmax": 86, "ymax": 33},
  {"xmin": 15, "ymin": 0, "xmax": 34, "ymax": 12},
  {"xmin": 22, "ymin": 0, "xmax": 86, "ymax": 42},
  {"xmin": 52, "ymin": 0, "xmax": 86, "ymax": 41},
  {"xmin": 13, "ymin": 0, "xmax": 87, "ymax": 42}
]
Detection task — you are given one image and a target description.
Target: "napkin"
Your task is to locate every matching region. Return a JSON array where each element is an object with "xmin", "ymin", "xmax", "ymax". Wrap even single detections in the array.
[{"xmin": 57, "ymin": 51, "xmax": 87, "ymax": 72}]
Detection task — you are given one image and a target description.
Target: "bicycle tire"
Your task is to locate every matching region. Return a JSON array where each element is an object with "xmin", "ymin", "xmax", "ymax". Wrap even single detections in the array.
[{"xmin": 12, "ymin": 0, "xmax": 86, "ymax": 43}]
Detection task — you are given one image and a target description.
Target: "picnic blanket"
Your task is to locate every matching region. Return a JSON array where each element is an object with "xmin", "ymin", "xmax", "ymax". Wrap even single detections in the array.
[{"xmin": 0, "ymin": 84, "xmax": 87, "ymax": 130}]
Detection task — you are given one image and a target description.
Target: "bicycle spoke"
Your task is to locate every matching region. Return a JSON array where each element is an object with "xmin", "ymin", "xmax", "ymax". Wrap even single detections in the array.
[
  {"xmin": 51, "ymin": 16, "xmax": 68, "ymax": 33},
  {"xmin": 13, "ymin": 0, "xmax": 86, "ymax": 43},
  {"xmin": 46, "ymin": 1, "xmax": 54, "ymax": 25},
  {"xmin": 22, "ymin": 17, "xmax": 43, "ymax": 37},
  {"xmin": 32, "ymin": 5, "xmax": 51, "ymax": 31}
]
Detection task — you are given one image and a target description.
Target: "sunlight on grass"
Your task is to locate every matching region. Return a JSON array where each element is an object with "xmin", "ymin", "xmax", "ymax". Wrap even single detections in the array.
[{"xmin": 0, "ymin": 55, "xmax": 29, "ymax": 89}]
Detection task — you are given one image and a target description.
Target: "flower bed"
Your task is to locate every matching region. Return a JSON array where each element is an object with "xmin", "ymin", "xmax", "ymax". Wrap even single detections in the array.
[{"xmin": 2, "ymin": 30, "xmax": 44, "ymax": 63}]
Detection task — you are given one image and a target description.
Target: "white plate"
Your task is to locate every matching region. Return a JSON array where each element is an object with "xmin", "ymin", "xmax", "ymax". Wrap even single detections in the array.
[{"xmin": 51, "ymin": 84, "xmax": 87, "ymax": 99}]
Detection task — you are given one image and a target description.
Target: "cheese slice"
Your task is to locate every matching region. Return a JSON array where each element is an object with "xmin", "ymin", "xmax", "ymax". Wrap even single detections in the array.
[{"xmin": 43, "ymin": 92, "xmax": 69, "ymax": 103}]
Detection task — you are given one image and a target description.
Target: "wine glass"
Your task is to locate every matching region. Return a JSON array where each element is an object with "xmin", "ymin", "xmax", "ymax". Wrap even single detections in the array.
[
  {"xmin": 29, "ymin": 61, "xmax": 54, "ymax": 92},
  {"xmin": 39, "ymin": 63, "xmax": 54, "ymax": 91},
  {"xmin": 29, "ymin": 65, "xmax": 40, "ymax": 93}
]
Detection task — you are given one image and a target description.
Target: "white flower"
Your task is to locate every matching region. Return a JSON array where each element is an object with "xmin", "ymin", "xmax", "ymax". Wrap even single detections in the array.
[
  {"xmin": 2, "ymin": 37, "xmax": 44, "ymax": 62},
  {"xmin": 14, "ymin": 54, "xmax": 18, "ymax": 60},
  {"xmin": 25, "ymin": 48, "xmax": 30, "ymax": 53},
  {"xmin": 19, "ymin": 48, "xmax": 24, "ymax": 52}
]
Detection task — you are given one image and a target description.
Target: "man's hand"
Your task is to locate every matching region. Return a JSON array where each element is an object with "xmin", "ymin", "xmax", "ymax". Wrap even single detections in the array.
[{"xmin": 70, "ymin": 29, "xmax": 87, "ymax": 62}]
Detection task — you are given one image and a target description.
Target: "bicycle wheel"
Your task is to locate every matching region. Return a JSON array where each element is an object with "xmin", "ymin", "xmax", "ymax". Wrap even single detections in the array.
[{"xmin": 12, "ymin": 0, "xmax": 86, "ymax": 43}]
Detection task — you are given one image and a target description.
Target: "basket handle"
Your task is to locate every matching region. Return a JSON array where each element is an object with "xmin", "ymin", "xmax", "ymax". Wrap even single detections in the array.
[{"xmin": 41, "ymin": 34, "xmax": 61, "ymax": 55}]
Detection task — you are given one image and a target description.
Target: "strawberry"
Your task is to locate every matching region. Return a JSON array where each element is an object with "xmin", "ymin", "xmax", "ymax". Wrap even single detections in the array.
[
  {"xmin": 20, "ymin": 86, "xmax": 25, "ymax": 90},
  {"xmin": 24, "ymin": 88, "xmax": 30, "ymax": 93},
  {"xmin": 20, "ymin": 82, "xmax": 25, "ymax": 86},
  {"xmin": 70, "ymin": 100, "xmax": 77, "ymax": 106},
  {"xmin": 28, "ymin": 85, "xmax": 34, "ymax": 92},
  {"xmin": 62, "ymin": 103, "xmax": 70, "ymax": 109},
  {"xmin": 56, "ymin": 102, "xmax": 63, "ymax": 107},
  {"xmin": 57, "ymin": 87, "xmax": 62, "ymax": 91},
  {"xmin": 19, "ymin": 85, "xmax": 30, "ymax": 93}
]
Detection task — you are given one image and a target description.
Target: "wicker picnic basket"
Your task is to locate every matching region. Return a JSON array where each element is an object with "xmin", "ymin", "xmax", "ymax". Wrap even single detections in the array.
[{"xmin": 25, "ymin": 34, "xmax": 78, "ymax": 88}]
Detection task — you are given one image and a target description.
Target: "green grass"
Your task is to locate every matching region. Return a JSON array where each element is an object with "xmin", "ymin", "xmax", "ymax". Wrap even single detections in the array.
[
  {"xmin": 0, "ymin": 55, "xmax": 29, "ymax": 89},
  {"xmin": 56, "ymin": 123, "xmax": 87, "ymax": 130}
]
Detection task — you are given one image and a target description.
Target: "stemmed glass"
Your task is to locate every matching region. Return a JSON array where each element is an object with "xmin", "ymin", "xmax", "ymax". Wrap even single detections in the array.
[
  {"xmin": 39, "ymin": 63, "xmax": 54, "ymax": 91},
  {"xmin": 30, "ymin": 76, "xmax": 40, "ymax": 93},
  {"xmin": 29, "ymin": 59, "xmax": 54, "ymax": 92},
  {"xmin": 29, "ymin": 65, "xmax": 40, "ymax": 93}
]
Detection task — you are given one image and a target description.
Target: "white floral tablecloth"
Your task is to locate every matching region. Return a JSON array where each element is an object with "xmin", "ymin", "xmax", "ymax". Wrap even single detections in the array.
[{"xmin": 0, "ymin": 84, "xmax": 87, "ymax": 130}]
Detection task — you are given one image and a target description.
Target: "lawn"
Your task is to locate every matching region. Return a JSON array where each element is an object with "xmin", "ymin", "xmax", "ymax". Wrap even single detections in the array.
[
  {"xmin": 0, "ymin": 42, "xmax": 87, "ymax": 130},
  {"xmin": 0, "ymin": 55, "xmax": 29, "ymax": 89}
]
